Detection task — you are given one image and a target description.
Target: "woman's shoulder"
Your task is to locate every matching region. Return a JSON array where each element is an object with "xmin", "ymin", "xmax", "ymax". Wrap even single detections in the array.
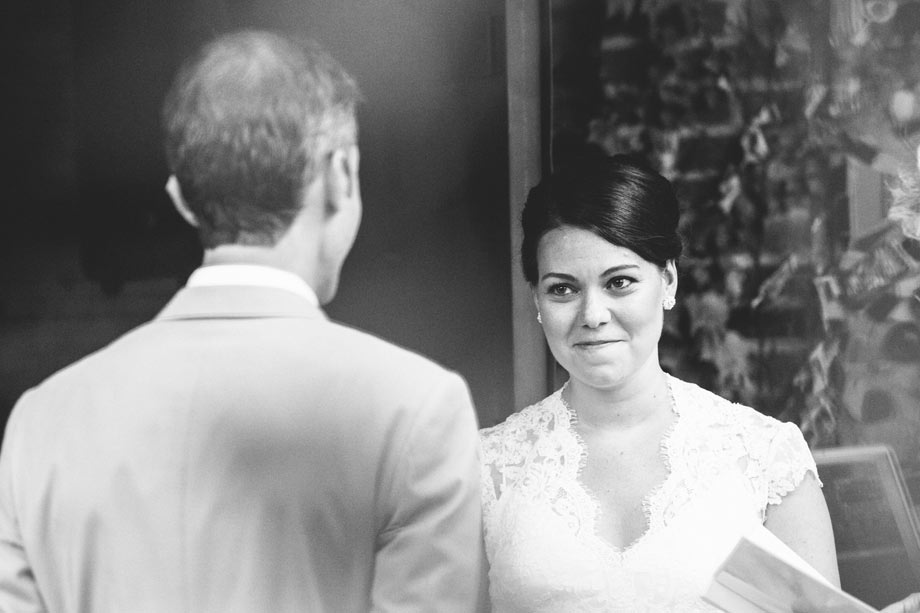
[
  {"xmin": 669, "ymin": 375, "xmax": 804, "ymax": 447},
  {"xmin": 669, "ymin": 375, "xmax": 817, "ymax": 504},
  {"xmin": 479, "ymin": 389, "xmax": 567, "ymax": 463}
]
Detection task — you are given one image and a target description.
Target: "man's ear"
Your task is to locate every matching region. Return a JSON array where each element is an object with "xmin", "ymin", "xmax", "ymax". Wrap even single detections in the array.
[
  {"xmin": 165, "ymin": 175, "xmax": 199, "ymax": 228},
  {"xmin": 324, "ymin": 144, "xmax": 361, "ymax": 216}
]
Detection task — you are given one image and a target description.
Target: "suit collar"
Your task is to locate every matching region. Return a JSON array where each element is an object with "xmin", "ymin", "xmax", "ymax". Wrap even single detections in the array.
[
  {"xmin": 156, "ymin": 285, "xmax": 327, "ymax": 321},
  {"xmin": 186, "ymin": 264, "xmax": 320, "ymax": 307}
]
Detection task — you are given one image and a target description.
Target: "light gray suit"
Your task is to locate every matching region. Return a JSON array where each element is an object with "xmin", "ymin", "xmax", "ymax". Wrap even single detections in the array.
[{"xmin": 0, "ymin": 283, "xmax": 483, "ymax": 612}]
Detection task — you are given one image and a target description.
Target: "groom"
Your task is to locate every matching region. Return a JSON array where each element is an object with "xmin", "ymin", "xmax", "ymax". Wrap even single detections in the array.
[{"xmin": 0, "ymin": 31, "xmax": 483, "ymax": 612}]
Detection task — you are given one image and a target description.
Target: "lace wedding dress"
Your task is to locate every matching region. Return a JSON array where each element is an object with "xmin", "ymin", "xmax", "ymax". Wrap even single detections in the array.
[{"xmin": 479, "ymin": 375, "xmax": 818, "ymax": 612}]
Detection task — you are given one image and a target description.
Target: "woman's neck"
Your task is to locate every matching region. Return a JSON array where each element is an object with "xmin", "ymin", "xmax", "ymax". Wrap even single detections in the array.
[{"xmin": 564, "ymin": 365, "xmax": 672, "ymax": 432}]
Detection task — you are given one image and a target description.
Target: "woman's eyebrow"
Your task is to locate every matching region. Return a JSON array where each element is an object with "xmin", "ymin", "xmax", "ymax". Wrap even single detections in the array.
[
  {"xmin": 540, "ymin": 264, "xmax": 640, "ymax": 283},
  {"xmin": 540, "ymin": 271, "xmax": 576, "ymax": 283},
  {"xmin": 601, "ymin": 264, "xmax": 640, "ymax": 276}
]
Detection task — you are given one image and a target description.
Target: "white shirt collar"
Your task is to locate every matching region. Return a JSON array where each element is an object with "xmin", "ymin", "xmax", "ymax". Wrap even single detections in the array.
[{"xmin": 186, "ymin": 264, "xmax": 319, "ymax": 307}]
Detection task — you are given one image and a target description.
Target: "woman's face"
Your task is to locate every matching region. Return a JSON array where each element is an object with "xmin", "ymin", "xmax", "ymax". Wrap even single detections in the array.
[{"xmin": 534, "ymin": 225, "xmax": 676, "ymax": 391}]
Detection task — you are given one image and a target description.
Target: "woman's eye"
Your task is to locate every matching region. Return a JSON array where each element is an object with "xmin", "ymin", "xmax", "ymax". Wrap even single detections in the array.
[
  {"xmin": 607, "ymin": 277, "xmax": 635, "ymax": 290},
  {"xmin": 548, "ymin": 284, "xmax": 574, "ymax": 297}
]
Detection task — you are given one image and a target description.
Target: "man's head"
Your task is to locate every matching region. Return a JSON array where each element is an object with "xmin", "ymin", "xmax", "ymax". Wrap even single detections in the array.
[{"xmin": 162, "ymin": 30, "xmax": 362, "ymax": 302}]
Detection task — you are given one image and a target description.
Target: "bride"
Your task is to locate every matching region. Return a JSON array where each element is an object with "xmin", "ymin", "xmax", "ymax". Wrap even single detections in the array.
[{"xmin": 479, "ymin": 154, "xmax": 838, "ymax": 611}]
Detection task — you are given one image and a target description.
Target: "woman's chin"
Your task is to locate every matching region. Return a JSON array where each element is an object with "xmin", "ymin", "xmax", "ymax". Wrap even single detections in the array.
[{"xmin": 569, "ymin": 367, "xmax": 630, "ymax": 391}]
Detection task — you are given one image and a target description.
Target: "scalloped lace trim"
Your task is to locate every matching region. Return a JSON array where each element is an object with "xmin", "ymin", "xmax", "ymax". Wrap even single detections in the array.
[
  {"xmin": 480, "ymin": 375, "xmax": 817, "ymax": 545},
  {"xmin": 478, "ymin": 375, "xmax": 818, "ymax": 612}
]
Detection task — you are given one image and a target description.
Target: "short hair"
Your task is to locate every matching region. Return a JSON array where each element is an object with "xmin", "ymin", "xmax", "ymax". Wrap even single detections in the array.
[
  {"xmin": 520, "ymin": 153, "xmax": 683, "ymax": 285},
  {"xmin": 162, "ymin": 30, "xmax": 361, "ymax": 248}
]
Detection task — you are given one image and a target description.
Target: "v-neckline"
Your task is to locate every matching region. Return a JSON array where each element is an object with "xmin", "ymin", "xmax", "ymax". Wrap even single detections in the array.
[{"xmin": 556, "ymin": 376, "xmax": 682, "ymax": 558}]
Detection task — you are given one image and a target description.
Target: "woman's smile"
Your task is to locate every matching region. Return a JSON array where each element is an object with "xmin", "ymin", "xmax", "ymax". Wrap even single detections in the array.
[
  {"xmin": 534, "ymin": 225, "xmax": 675, "ymax": 390},
  {"xmin": 573, "ymin": 339, "xmax": 621, "ymax": 349}
]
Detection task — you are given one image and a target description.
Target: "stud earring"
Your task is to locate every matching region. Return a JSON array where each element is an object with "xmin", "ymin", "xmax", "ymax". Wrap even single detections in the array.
[
  {"xmin": 662, "ymin": 296, "xmax": 676, "ymax": 310},
  {"xmin": 537, "ymin": 312, "xmax": 543, "ymax": 324}
]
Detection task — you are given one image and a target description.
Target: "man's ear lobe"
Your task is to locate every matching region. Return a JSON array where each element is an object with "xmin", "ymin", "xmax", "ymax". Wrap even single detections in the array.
[
  {"xmin": 345, "ymin": 145, "xmax": 360, "ymax": 200},
  {"xmin": 165, "ymin": 175, "xmax": 199, "ymax": 227},
  {"xmin": 324, "ymin": 145, "xmax": 360, "ymax": 213}
]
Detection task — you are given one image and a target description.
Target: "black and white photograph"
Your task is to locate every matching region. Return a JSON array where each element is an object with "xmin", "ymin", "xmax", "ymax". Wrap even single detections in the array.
[{"xmin": 4, "ymin": 1, "xmax": 920, "ymax": 611}]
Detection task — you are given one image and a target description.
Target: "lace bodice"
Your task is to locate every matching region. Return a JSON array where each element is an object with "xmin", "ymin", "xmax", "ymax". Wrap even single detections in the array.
[{"xmin": 479, "ymin": 375, "xmax": 818, "ymax": 613}]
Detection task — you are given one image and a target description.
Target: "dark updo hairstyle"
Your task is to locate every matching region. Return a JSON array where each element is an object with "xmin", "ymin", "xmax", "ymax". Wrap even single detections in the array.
[{"xmin": 520, "ymin": 153, "xmax": 683, "ymax": 285}]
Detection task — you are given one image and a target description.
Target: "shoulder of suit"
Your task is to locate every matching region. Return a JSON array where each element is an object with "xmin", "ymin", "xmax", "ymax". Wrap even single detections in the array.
[
  {"xmin": 301, "ymin": 320, "xmax": 463, "ymax": 396},
  {"xmin": 16, "ymin": 319, "xmax": 462, "ymax": 418}
]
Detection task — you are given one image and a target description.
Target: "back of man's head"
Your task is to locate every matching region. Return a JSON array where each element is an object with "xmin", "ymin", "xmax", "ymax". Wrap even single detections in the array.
[{"xmin": 162, "ymin": 30, "xmax": 360, "ymax": 249}]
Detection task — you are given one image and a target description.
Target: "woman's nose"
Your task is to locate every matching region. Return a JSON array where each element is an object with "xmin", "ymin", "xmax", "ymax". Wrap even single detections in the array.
[{"xmin": 580, "ymin": 290, "xmax": 611, "ymax": 328}]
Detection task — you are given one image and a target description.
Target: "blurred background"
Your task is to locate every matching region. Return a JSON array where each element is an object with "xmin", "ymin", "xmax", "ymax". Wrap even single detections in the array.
[{"xmin": 2, "ymin": 0, "xmax": 514, "ymax": 429}]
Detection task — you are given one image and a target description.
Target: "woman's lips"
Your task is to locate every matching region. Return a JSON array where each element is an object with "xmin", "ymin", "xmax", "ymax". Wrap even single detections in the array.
[{"xmin": 574, "ymin": 340, "xmax": 620, "ymax": 349}]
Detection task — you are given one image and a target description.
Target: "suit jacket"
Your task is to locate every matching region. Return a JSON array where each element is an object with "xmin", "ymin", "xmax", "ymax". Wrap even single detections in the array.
[{"xmin": 0, "ymin": 284, "xmax": 483, "ymax": 612}]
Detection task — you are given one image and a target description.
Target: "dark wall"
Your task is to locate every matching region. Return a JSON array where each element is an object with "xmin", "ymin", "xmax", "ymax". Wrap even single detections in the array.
[{"xmin": 1, "ymin": 0, "xmax": 513, "ymax": 429}]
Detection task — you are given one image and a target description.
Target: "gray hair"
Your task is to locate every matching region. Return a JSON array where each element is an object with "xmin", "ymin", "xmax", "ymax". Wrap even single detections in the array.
[{"xmin": 162, "ymin": 30, "xmax": 361, "ymax": 248}]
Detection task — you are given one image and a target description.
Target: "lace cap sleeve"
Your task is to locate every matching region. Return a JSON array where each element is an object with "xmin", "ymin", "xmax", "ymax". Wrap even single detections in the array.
[
  {"xmin": 479, "ymin": 426, "xmax": 502, "ymax": 514},
  {"xmin": 763, "ymin": 420, "xmax": 821, "ymax": 506},
  {"xmin": 477, "ymin": 397, "xmax": 561, "ymax": 519}
]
